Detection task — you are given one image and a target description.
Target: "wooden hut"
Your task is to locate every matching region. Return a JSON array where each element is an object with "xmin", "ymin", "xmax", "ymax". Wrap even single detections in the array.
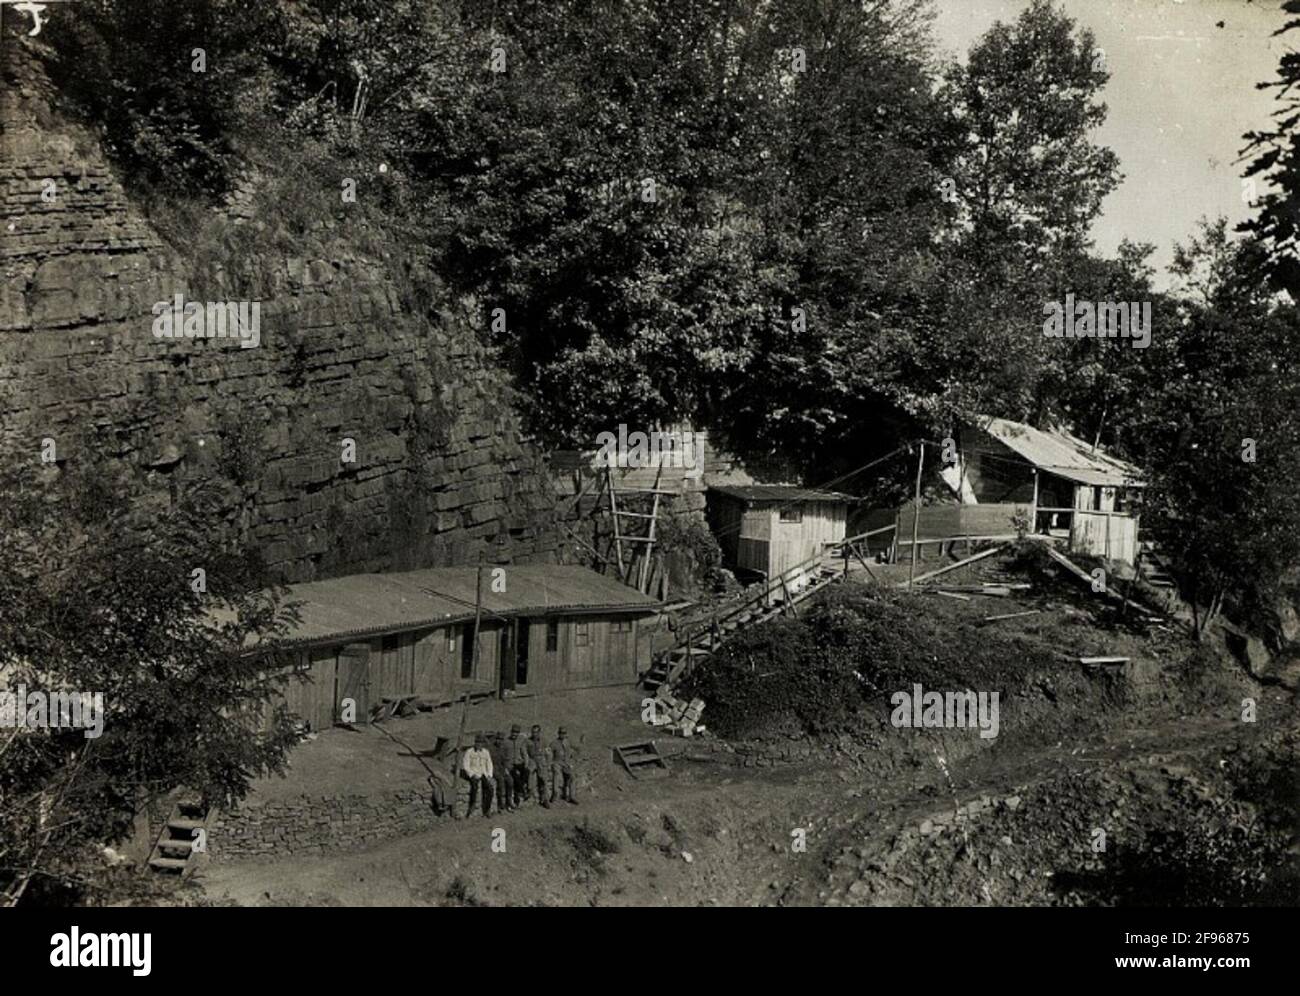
[
  {"xmin": 945, "ymin": 417, "xmax": 1145, "ymax": 564},
  {"xmin": 706, "ymin": 485, "xmax": 855, "ymax": 580},
  {"xmin": 262, "ymin": 565, "xmax": 659, "ymax": 730}
]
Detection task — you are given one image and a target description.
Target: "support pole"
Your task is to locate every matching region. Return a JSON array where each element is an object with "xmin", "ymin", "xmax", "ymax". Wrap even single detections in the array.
[
  {"xmin": 1030, "ymin": 468, "xmax": 1039, "ymax": 536},
  {"xmin": 908, "ymin": 442, "xmax": 924, "ymax": 592}
]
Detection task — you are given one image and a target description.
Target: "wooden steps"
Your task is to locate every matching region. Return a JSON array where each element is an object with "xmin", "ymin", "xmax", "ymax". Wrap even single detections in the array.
[
  {"xmin": 147, "ymin": 800, "xmax": 210, "ymax": 877},
  {"xmin": 643, "ymin": 542, "xmax": 850, "ymax": 694},
  {"xmin": 613, "ymin": 741, "xmax": 670, "ymax": 778}
]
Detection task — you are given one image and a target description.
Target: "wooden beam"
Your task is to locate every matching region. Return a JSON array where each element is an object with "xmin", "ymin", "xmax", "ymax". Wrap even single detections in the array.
[
  {"xmin": 982, "ymin": 610, "xmax": 1042, "ymax": 623},
  {"xmin": 905, "ymin": 544, "xmax": 1006, "ymax": 587},
  {"xmin": 908, "ymin": 443, "xmax": 924, "ymax": 591},
  {"xmin": 607, "ymin": 467, "xmax": 627, "ymax": 580}
]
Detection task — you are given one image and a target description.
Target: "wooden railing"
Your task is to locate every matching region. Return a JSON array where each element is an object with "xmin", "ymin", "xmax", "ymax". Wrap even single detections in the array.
[{"xmin": 664, "ymin": 527, "xmax": 893, "ymax": 685}]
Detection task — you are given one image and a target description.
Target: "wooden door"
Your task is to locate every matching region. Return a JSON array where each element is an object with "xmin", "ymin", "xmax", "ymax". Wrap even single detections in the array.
[{"xmin": 337, "ymin": 643, "xmax": 371, "ymax": 724}]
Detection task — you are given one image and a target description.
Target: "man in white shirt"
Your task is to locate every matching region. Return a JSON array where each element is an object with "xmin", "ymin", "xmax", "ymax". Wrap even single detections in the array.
[{"xmin": 460, "ymin": 733, "xmax": 495, "ymax": 818}]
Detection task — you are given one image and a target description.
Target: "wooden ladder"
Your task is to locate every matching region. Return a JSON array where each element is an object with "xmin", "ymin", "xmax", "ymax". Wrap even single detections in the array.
[
  {"xmin": 603, "ymin": 462, "xmax": 673, "ymax": 593},
  {"xmin": 147, "ymin": 800, "xmax": 211, "ymax": 877}
]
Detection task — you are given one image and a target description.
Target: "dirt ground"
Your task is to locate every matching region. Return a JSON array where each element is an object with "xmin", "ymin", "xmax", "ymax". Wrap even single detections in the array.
[
  {"xmin": 241, "ymin": 685, "xmax": 655, "ymax": 806},
  {"xmin": 185, "ymin": 560, "xmax": 1300, "ymax": 907}
]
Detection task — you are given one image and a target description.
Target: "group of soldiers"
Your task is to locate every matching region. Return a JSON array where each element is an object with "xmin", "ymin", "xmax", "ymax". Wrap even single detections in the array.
[{"xmin": 455, "ymin": 723, "xmax": 577, "ymax": 818}]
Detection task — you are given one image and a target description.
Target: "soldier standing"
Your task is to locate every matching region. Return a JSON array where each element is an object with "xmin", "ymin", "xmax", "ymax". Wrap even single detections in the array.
[
  {"xmin": 527, "ymin": 724, "xmax": 550, "ymax": 808},
  {"xmin": 507, "ymin": 723, "xmax": 530, "ymax": 806},
  {"xmin": 550, "ymin": 726, "xmax": 577, "ymax": 805},
  {"xmin": 488, "ymin": 731, "xmax": 514, "ymax": 813}
]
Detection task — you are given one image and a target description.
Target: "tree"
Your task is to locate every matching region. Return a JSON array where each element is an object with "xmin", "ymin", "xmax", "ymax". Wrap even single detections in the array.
[
  {"xmin": 45, "ymin": 0, "xmax": 283, "ymax": 197},
  {"xmin": 1240, "ymin": 0, "xmax": 1300, "ymax": 297},
  {"xmin": 0, "ymin": 460, "xmax": 299, "ymax": 905},
  {"xmin": 1135, "ymin": 220, "xmax": 1300, "ymax": 638},
  {"xmin": 938, "ymin": 0, "xmax": 1119, "ymax": 260}
]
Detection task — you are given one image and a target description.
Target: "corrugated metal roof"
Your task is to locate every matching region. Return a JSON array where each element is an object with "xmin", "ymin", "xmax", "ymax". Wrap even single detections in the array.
[
  {"xmin": 709, "ymin": 485, "xmax": 857, "ymax": 504},
  {"xmin": 979, "ymin": 417, "xmax": 1144, "ymax": 487},
  {"xmin": 265, "ymin": 565, "xmax": 659, "ymax": 647}
]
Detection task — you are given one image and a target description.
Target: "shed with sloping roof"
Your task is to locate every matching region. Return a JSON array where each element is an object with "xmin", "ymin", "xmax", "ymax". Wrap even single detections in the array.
[
  {"xmin": 707, "ymin": 484, "xmax": 855, "ymax": 580},
  {"xmin": 262, "ymin": 565, "xmax": 659, "ymax": 730}
]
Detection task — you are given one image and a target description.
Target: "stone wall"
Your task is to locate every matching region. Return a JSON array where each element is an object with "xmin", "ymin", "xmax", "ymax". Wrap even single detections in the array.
[
  {"xmin": 0, "ymin": 43, "xmax": 559, "ymax": 582},
  {"xmin": 210, "ymin": 792, "xmax": 435, "ymax": 860}
]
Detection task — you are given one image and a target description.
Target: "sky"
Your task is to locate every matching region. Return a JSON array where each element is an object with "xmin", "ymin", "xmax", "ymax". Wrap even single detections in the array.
[{"xmin": 929, "ymin": 0, "xmax": 1293, "ymax": 287}]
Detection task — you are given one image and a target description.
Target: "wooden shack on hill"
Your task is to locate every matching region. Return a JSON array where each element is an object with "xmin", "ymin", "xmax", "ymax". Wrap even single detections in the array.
[
  {"xmin": 862, "ymin": 417, "xmax": 1145, "ymax": 566},
  {"xmin": 707, "ymin": 485, "xmax": 855, "ymax": 580},
  {"xmin": 951, "ymin": 417, "xmax": 1144, "ymax": 563},
  {"xmin": 257, "ymin": 565, "xmax": 659, "ymax": 730}
]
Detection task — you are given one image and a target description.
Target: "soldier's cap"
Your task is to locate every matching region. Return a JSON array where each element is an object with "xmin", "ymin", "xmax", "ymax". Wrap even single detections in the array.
[
  {"xmin": 510, "ymin": 724, "xmax": 521, "ymax": 735},
  {"xmin": 473, "ymin": 733, "xmax": 486, "ymax": 746},
  {"xmin": 531, "ymin": 724, "xmax": 542, "ymax": 734},
  {"xmin": 558, "ymin": 727, "xmax": 568, "ymax": 736}
]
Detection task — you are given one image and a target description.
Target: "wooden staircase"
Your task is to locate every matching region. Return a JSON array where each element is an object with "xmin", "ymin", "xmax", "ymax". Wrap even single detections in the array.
[
  {"xmin": 642, "ymin": 541, "xmax": 857, "ymax": 694},
  {"xmin": 1138, "ymin": 545, "xmax": 1176, "ymax": 589},
  {"xmin": 147, "ymin": 800, "xmax": 210, "ymax": 877}
]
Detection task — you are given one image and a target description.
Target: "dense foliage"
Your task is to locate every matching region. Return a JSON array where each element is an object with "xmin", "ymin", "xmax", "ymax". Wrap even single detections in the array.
[
  {"xmin": 0, "ymin": 462, "xmax": 298, "ymax": 904},
  {"xmin": 14, "ymin": 0, "xmax": 1300, "ymax": 901}
]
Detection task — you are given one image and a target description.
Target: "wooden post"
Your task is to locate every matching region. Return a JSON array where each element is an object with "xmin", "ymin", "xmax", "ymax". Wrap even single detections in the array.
[
  {"xmin": 607, "ymin": 468, "xmax": 627, "ymax": 581},
  {"xmin": 465, "ymin": 552, "xmax": 485, "ymax": 723},
  {"xmin": 908, "ymin": 442, "xmax": 924, "ymax": 592},
  {"xmin": 1030, "ymin": 468, "xmax": 1039, "ymax": 536}
]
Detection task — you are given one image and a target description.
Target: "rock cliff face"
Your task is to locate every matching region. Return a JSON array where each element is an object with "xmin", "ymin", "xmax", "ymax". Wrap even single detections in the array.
[{"xmin": 1, "ymin": 44, "xmax": 558, "ymax": 582}]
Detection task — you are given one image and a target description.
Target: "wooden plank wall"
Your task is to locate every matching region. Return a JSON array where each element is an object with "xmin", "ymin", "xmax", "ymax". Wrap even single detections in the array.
[
  {"xmin": 1070, "ymin": 511, "xmax": 1137, "ymax": 565},
  {"xmin": 735, "ymin": 507, "xmax": 771, "ymax": 573},
  {"xmin": 895, "ymin": 503, "xmax": 1031, "ymax": 541},
  {"xmin": 268, "ymin": 613, "xmax": 649, "ymax": 731},
  {"xmin": 767, "ymin": 501, "xmax": 846, "ymax": 575}
]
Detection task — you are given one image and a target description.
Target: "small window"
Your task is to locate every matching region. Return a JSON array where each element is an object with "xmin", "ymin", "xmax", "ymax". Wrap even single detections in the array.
[
  {"xmin": 460, "ymin": 623, "xmax": 475, "ymax": 679},
  {"xmin": 575, "ymin": 622, "xmax": 590, "ymax": 647},
  {"xmin": 779, "ymin": 508, "xmax": 803, "ymax": 523},
  {"xmin": 612, "ymin": 620, "xmax": 632, "ymax": 634},
  {"xmin": 546, "ymin": 618, "xmax": 559, "ymax": 653}
]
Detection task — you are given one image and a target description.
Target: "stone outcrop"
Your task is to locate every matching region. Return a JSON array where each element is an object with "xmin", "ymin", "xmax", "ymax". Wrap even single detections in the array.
[{"xmin": 1, "ymin": 42, "xmax": 558, "ymax": 582}]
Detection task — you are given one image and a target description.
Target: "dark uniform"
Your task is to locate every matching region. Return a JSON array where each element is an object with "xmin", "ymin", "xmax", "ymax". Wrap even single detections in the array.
[
  {"xmin": 507, "ymin": 724, "xmax": 530, "ymax": 806},
  {"xmin": 550, "ymin": 727, "xmax": 577, "ymax": 804},
  {"xmin": 527, "ymin": 725, "xmax": 550, "ymax": 808},
  {"xmin": 488, "ymin": 733, "xmax": 514, "ymax": 813}
]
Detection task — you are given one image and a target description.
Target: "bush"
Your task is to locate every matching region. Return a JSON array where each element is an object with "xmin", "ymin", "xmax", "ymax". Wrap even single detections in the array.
[
  {"xmin": 45, "ymin": 0, "xmax": 283, "ymax": 198},
  {"xmin": 678, "ymin": 586, "xmax": 1058, "ymax": 740}
]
